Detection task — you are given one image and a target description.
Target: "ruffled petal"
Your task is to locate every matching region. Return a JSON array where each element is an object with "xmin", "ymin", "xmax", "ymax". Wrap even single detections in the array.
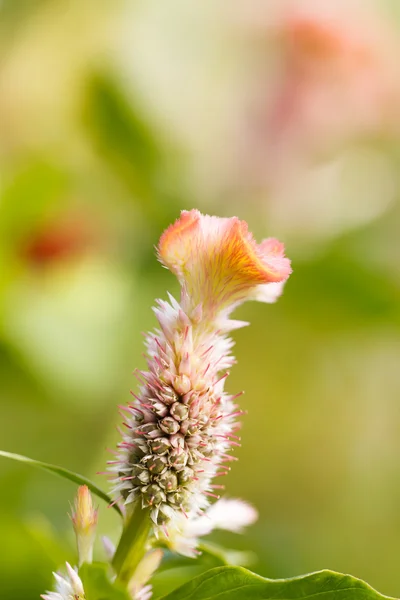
[{"xmin": 158, "ymin": 210, "xmax": 291, "ymax": 318}]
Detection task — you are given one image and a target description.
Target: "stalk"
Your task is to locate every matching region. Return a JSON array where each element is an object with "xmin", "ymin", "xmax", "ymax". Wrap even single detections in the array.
[{"xmin": 112, "ymin": 503, "xmax": 152, "ymax": 586}]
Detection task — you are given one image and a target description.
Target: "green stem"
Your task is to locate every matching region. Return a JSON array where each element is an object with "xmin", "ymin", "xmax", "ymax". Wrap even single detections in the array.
[{"xmin": 112, "ymin": 504, "xmax": 152, "ymax": 585}]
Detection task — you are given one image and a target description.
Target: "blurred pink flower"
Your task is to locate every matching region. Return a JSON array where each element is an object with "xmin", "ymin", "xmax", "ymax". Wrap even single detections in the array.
[{"xmin": 248, "ymin": 0, "xmax": 400, "ymax": 164}]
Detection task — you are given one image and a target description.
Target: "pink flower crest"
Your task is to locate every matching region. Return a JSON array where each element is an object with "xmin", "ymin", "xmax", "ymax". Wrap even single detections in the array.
[{"xmin": 158, "ymin": 209, "xmax": 291, "ymax": 319}]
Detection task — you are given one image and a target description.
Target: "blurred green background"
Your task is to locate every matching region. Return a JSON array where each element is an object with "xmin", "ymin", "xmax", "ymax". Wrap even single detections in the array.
[{"xmin": 1, "ymin": 1, "xmax": 400, "ymax": 599}]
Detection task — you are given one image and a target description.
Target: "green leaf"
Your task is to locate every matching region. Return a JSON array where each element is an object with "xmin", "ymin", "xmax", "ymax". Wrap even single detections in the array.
[
  {"xmin": 0, "ymin": 450, "xmax": 122, "ymax": 517},
  {"xmin": 160, "ymin": 566, "xmax": 396, "ymax": 600},
  {"xmin": 83, "ymin": 73, "xmax": 162, "ymax": 209},
  {"xmin": 82, "ymin": 72, "xmax": 182, "ymax": 236},
  {"xmin": 151, "ymin": 546, "xmax": 227, "ymax": 599},
  {"xmin": 80, "ymin": 562, "xmax": 131, "ymax": 600},
  {"xmin": 157, "ymin": 545, "xmax": 227, "ymax": 574}
]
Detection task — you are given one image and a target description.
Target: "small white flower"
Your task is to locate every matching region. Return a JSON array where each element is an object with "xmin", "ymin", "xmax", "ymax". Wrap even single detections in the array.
[
  {"xmin": 41, "ymin": 563, "xmax": 85, "ymax": 600},
  {"xmin": 165, "ymin": 498, "xmax": 258, "ymax": 557},
  {"xmin": 134, "ymin": 585, "xmax": 153, "ymax": 600},
  {"xmin": 188, "ymin": 498, "xmax": 258, "ymax": 536}
]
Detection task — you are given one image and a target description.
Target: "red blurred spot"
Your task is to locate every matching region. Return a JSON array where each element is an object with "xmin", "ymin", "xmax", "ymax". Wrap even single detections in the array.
[{"xmin": 23, "ymin": 213, "xmax": 94, "ymax": 265}]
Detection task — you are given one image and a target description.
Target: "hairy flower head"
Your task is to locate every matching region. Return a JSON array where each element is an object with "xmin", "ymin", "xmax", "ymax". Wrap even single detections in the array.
[{"xmin": 109, "ymin": 211, "xmax": 291, "ymax": 546}]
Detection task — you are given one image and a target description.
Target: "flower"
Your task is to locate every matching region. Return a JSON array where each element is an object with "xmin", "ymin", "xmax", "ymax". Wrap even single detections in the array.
[
  {"xmin": 109, "ymin": 210, "xmax": 290, "ymax": 544},
  {"xmin": 224, "ymin": 0, "xmax": 400, "ymax": 249},
  {"xmin": 41, "ymin": 563, "xmax": 85, "ymax": 600},
  {"xmin": 158, "ymin": 210, "xmax": 291, "ymax": 320},
  {"xmin": 165, "ymin": 498, "xmax": 258, "ymax": 557},
  {"xmin": 191, "ymin": 497, "xmax": 258, "ymax": 534},
  {"xmin": 70, "ymin": 485, "xmax": 98, "ymax": 565},
  {"xmin": 264, "ymin": 0, "xmax": 400, "ymax": 159}
]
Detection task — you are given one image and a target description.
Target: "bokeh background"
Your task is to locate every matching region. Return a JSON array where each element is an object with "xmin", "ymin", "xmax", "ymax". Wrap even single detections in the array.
[{"xmin": 1, "ymin": 1, "xmax": 400, "ymax": 598}]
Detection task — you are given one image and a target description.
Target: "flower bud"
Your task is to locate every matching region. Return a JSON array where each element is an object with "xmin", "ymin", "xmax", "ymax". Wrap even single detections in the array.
[
  {"xmin": 174, "ymin": 374, "xmax": 191, "ymax": 395},
  {"xmin": 167, "ymin": 490, "xmax": 189, "ymax": 508},
  {"xmin": 169, "ymin": 433, "xmax": 185, "ymax": 449},
  {"xmin": 178, "ymin": 467, "xmax": 194, "ymax": 486},
  {"xmin": 162, "ymin": 387, "xmax": 178, "ymax": 405},
  {"xmin": 152, "ymin": 401, "xmax": 169, "ymax": 417},
  {"xmin": 146, "ymin": 455, "xmax": 168, "ymax": 475},
  {"xmin": 150, "ymin": 437, "xmax": 171, "ymax": 455},
  {"xmin": 143, "ymin": 483, "xmax": 166, "ymax": 506},
  {"xmin": 169, "ymin": 448, "xmax": 187, "ymax": 470},
  {"xmin": 130, "ymin": 465, "xmax": 151, "ymax": 485},
  {"xmin": 137, "ymin": 423, "xmax": 159, "ymax": 438},
  {"xmin": 70, "ymin": 486, "xmax": 98, "ymax": 566},
  {"xmin": 170, "ymin": 401, "xmax": 189, "ymax": 421},
  {"xmin": 160, "ymin": 416, "xmax": 180, "ymax": 435},
  {"xmin": 180, "ymin": 418, "xmax": 199, "ymax": 435},
  {"xmin": 159, "ymin": 471, "xmax": 178, "ymax": 492}
]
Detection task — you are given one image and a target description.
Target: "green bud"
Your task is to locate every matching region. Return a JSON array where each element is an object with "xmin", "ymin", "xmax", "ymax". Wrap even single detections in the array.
[
  {"xmin": 170, "ymin": 401, "xmax": 189, "ymax": 422},
  {"xmin": 150, "ymin": 437, "xmax": 171, "ymax": 455},
  {"xmin": 178, "ymin": 467, "xmax": 194, "ymax": 486},
  {"xmin": 137, "ymin": 469, "xmax": 151, "ymax": 484},
  {"xmin": 159, "ymin": 471, "xmax": 178, "ymax": 492},
  {"xmin": 167, "ymin": 490, "xmax": 189, "ymax": 508},
  {"xmin": 137, "ymin": 423, "xmax": 159, "ymax": 437},
  {"xmin": 162, "ymin": 387, "xmax": 178, "ymax": 405},
  {"xmin": 160, "ymin": 416, "xmax": 180, "ymax": 435},
  {"xmin": 186, "ymin": 419, "xmax": 199, "ymax": 435},
  {"xmin": 130, "ymin": 465, "xmax": 151, "ymax": 484},
  {"xmin": 146, "ymin": 455, "xmax": 167, "ymax": 475},
  {"xmin": 143, "ymin": 484, "xmax": 166, "ymax": 506},
  {"xmin": 169, "ymin": 449, "xmax": 187, "ymax": 471}
]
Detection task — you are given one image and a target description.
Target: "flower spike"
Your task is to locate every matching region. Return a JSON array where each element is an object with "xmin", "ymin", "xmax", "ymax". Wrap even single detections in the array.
[{"xmin": 110, "ymin": 210, "xmax": 291, "ymax": 549}]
